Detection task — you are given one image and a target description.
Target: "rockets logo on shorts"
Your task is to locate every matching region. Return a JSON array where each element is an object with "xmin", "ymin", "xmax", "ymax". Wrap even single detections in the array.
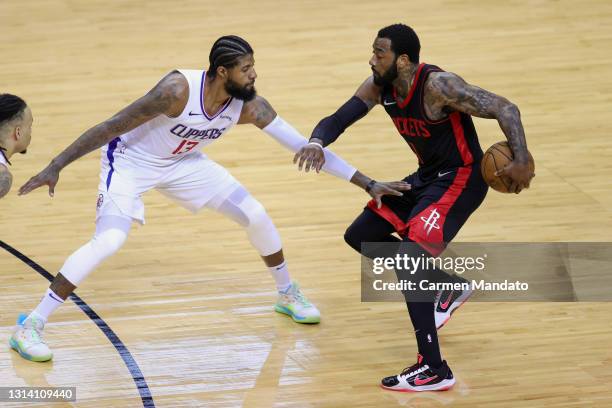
[{"xmin": 420, "ymin": 208, "xmax": 441, "ymax": 235}]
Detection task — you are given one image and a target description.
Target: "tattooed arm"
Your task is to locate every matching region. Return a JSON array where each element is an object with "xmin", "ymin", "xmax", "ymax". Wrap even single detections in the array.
[
  {"xmin": 19, "ymin": 71, "xmax": 189, "ymax": 196},
  {"xmin": 0, "ymin": 165, "xmax": 12, "ymax": 199},
  {"xmin": 425, "ymin": 72, "xmax": 534, "ymax": 193},
  {"xmin": 238, "ymin": 95, "xmax": 277, "ymax": 128}
]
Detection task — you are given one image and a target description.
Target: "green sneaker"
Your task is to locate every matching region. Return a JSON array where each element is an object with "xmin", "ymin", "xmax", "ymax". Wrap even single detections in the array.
[
  {"xmin": 9, "ymin": 313, "xmax": 53, "ymax": 362},
  {"xmin": 275, "ymin": 282, "xmax": 320, "ymax": 324}
]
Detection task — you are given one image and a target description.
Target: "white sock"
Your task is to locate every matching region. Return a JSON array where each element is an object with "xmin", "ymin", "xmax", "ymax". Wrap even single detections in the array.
[
  {"xmin": 30, "ymin": 288, "xmax": 65, "ymax": 323},
  {"xmin": 269, "ymin": 261, "xmax": 291, "ymax": 292}
]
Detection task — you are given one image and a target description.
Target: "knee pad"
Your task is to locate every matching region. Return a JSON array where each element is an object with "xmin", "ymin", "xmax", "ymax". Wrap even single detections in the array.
[
  {"xmin": 243, "ymin": 197, "xmax": 281, "ymax": 255},
  {"xmin": 210, "ymin": 186, "xmax": 281, "ymax": 256},
  {"xmin": 243, "ymin": 198, "xmax": 270, "ymax": 229},
  {"xmin": 90, "ymin": 227, "xmax": 128, "ymax": 258},
  {"xmin": 60, "ymin": 215, "xmax": 132, "ymax": 286},
  {"xmin": 215, "ymin": 186, "xmax": 270, "ymax": 228},
  {"xmin": 89, "ymin": 215, "xmax": 131, "ymax": 258}
]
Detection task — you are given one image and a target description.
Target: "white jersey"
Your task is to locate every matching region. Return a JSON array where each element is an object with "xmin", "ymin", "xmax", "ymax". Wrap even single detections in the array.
[
  {"xmin": 0, "ymin": 149, "xmax": 8, "ymax": 167},
  {"xmin": 101, "ymin": 69, "xmax": 243, "ymax": 166}
]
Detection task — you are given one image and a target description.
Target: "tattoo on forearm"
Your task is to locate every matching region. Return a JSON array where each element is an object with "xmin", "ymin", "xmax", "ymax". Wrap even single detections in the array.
[
  {"xmin": 498, "ymin": 104, "xmax": 528, "ymax": 160},
  {"xmin": 428, "ymin": 72, "xmax": 528, "ymax": 160},
  {"xmin": 0, "ymin": 169, "xmax": 13, "ymax": 198}
]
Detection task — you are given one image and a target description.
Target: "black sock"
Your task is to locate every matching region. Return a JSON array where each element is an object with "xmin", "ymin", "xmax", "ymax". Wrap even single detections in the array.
[
  {"xmin": 407, "ymin": 301, "xmax": 443, "ymax": 368},
  {"xmin": 394, "ymin": 241, "xmax": 444, "ymax": 369}
]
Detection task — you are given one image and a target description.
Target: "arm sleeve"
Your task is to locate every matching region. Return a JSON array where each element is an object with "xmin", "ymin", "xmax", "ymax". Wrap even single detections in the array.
[
  {"xmin": 262, "ymin": 115, "xmax": 357, "ymax": 181},
  {"xmin": 310, "ymin": 96, "xmax": 369, "ymax": 147}
]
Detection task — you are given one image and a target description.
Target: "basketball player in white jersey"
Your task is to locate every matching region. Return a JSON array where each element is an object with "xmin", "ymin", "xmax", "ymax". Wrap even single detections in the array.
[
  {"xmin": 0, "ymin": 94, "xmax": 33, "ymax": 199},
  {"xmin": 12, "ymin": 35, "xmax": 410, "ymax": 361}
]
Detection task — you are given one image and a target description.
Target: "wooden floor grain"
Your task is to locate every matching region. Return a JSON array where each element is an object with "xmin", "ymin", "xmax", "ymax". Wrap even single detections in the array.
[{"xmin": 1, "ymin": 0, "xmax": 612, "ymax": 406}]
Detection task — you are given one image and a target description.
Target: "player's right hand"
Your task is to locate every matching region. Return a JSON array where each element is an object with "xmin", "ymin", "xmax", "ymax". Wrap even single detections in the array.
[
  {"xmin": 293, "ymin": 142, "xmax": 326, "ymax": 173},
  {"xmin": 368, "ymin": 181, "xmax": 411, "ymax": 209},
  {"xmin": 18, "ymin": 163, "xmax": 60, "ymax": 197}
]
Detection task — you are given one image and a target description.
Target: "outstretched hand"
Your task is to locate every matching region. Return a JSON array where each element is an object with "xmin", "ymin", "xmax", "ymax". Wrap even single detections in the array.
[
  {"xmin": 368, "ymin": 181, "xmax": 412, "ymax": 208},
  {"xmin": 19, "ymin": 163, "xmax": 60, "ymax": 197},
  {"xmin": 293, "ymin": 143, "xmax": 325, "ymax": 173}
]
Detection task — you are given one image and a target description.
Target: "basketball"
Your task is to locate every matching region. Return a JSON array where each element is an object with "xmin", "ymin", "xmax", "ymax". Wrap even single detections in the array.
[{"xmin": 481, "ymin": 141, "xmax": 534, "ymax": 193}]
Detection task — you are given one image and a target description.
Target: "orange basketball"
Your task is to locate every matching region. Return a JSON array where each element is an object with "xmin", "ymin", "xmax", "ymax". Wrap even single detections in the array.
[{"xmin": 481, "ymin": 141, "xmax": 534, "ymax": 193}]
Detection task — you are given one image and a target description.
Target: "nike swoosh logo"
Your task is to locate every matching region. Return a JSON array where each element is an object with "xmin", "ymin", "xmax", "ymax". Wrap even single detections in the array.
[
  {"xmin": 414, "ymin": 375, "xmax": 438, "ymax": 386},
  {"xmin": 48, "ymin": 292, "xmax": 63, "ymax": 303},
  {"xmin": 439, "ymin": 290, "xmax": 453, "ymax": 310},
  {"xmin": 383, "ymin": 100, "xmax": 397, "ymax": 106},
  {"xmin": 438, "ymin": 171, "xmax": 453, "ymax": 177},
  {"xmin": 188, "ymin": 112, "xmax": 204, "ymax": 116}
]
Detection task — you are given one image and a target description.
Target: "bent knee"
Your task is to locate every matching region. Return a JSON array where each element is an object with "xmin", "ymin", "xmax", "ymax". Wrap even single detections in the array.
[
  {"xmin": 344, "ymin": 225, "xmax": 362, "ymax": 253},
  {"xmin": 246, "ymin": 200, "xmax": 271, "ymax": 229},
  {"xmin": 90, "ymin": 229, "xmax": 128, "ymax": 257}
]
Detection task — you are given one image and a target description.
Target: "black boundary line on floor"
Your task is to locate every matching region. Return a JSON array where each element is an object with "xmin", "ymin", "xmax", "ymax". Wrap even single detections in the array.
[{"xmin": 0, "ymin": 240, "xmax": 155, "ymax": 407}]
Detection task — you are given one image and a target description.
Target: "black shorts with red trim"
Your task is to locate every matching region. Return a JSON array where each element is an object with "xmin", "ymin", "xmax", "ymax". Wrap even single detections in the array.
[{"xmin": 367, "ymin": 163, "xmax": 488, "ymax": 256}]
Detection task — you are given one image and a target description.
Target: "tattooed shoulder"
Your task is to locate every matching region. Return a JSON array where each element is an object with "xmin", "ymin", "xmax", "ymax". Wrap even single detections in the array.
[
  {"xmin": 425, "ymin": 71, "xmax": 502, "ymax": 119},
  {"xmin": 240, "ymin": 96, "xmax": 277, "ymax": 128},
  {"xmin": 0, "ymin": 165, "xmax": 13, "ymax": 199},
  {"xmin": 149, "ymin": 71, "xmax": 189, "ymax": 117}
]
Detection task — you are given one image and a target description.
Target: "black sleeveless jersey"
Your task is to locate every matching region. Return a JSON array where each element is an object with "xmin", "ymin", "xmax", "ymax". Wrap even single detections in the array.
[{"xmin": 381, "ymin": 63, "xmax": 483, "ymax": 179}]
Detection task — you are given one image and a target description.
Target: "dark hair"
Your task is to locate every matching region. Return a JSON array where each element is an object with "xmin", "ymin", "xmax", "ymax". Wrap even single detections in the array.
[
  {"xmin": 377, "ymin": 24, "xmax": 420, "ymax": 64},
  {"xmin": 0, "ymin": 94, "xmax": 27, "ymax": 126},
  {"xmin": 208, "ymin": 35, "xmax": 253, "ymax": 78}
]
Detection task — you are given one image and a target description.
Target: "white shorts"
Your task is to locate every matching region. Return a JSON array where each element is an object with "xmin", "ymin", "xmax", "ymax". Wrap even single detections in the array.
[{"xmin": 96, "ymin": 151, "xmax": 239, "ymax": 224}]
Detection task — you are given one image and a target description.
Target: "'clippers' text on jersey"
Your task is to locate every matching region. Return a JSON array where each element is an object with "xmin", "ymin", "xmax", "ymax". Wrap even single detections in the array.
[{"xmin": 100, "ymin": 69, "xmax": 243, "ymax": 166}]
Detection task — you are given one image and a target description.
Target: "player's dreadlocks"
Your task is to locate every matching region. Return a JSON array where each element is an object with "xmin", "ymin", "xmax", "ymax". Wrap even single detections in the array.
[
  {"xmin": 208, "ymin": 35, "xmax": 253, "ymax": 78},
  {"xmin": 377, "ymin": 24, "xmax": 421, "ymax": 64}
]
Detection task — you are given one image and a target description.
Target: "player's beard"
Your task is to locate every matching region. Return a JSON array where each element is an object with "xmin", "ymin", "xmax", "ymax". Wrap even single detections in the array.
[
  {"xmin": 225, "ymin": 78, "xmax": 257, "ymax": 101},
  {"xmin": 372, "ymin": 62, "xmax": 398, "ymax": 86}
]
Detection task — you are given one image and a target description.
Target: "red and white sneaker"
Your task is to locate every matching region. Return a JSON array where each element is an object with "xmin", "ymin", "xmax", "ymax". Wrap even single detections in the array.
[
  {"xmin": 435, "ymin": 276, "xmax": 473, "ymax": 330},
  {"xmin": 381, "ymin": 354, "xmax": 455, "ymax": 392}
]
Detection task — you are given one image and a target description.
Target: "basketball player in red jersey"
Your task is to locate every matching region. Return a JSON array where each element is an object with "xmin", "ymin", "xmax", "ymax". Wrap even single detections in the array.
[{"xmin": 294, "ymin": 24, "xmax": 535, "ymax": 391}]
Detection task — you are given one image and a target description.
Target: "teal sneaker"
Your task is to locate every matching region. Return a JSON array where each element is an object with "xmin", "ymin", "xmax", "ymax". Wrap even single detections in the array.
[
  {"xmin": 9, "ymin": 313, "xmax": 53, "ymax": 362},
  {"xmin": 274, "ymin": 282, "xmax": 320, "ymax": 324}
]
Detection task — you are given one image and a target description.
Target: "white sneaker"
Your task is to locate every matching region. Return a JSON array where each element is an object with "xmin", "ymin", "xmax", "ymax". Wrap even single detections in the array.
[
  {"xmin": 9, "ymin": 313, "xmax": 53, "ymax": 362},
  {"xmin": 274, "ymin": 282, "xmax": 320, "ymax": 324}
]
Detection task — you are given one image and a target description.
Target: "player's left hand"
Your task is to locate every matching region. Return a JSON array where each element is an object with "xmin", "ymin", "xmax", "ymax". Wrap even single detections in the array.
[
  {"xmin": 495, "ymin": 160, "xmax": 534, "ymax": 193},
  {"xmin": 293, "ymin": 142, "xmax": 325, "ymax": 173},
  {"xmin": 18, "ymin": 162, "xmax": 60, "ymax": 197}
]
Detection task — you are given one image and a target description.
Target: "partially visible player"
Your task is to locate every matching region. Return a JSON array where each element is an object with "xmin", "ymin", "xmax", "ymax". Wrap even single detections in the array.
[
  {"xmin": 295, "ymin": 24, "xmax": 534, "ymax": 391},
  {"xmin": 0, "ymin": 94, "xmax": 33, "ymax": 199},
  {"xmin": 11, "ymin": 35, "xmax": 410, "ymax": 362}
]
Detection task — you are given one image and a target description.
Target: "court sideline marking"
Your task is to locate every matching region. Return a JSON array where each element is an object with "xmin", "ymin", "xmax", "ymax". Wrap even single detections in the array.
[{"xmin": 0, "ymin": 240, "xmax": 155, "ymax": 408}]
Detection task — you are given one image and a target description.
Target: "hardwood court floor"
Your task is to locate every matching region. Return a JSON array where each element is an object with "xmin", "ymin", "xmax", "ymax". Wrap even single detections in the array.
[{"xmin": 1, "ymin": 0, "xmax": 612, "ymax": 406}]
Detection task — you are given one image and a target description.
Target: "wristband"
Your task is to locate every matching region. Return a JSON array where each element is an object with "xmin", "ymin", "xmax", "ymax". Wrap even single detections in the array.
[
  {"xmin": 365, "ymin": 179, "xmax": 377, "ymax": 193},
  {"xmin": 307, "ymin": 141, "xmax": 324, "ymax": 150}
]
